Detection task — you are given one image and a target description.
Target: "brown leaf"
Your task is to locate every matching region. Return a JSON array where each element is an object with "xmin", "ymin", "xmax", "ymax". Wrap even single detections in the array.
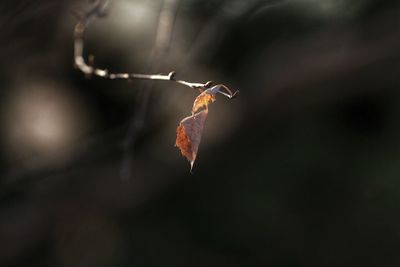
[
  {"xmin": 192, "ymin": 90, "xmax": 215, "ymax": 114},
  {"xmin": 175, "ymin": 109, "xmax": 208, "ymax": 171},
  {"xmin": 175, "ymin": 84, "xmax": 238, "ymax": 171}
]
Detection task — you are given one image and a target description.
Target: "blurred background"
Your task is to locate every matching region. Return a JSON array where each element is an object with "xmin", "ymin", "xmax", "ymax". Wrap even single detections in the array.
[{"xmin": 1, "ymin": 0, "xmax": 400, "ymax": 266}]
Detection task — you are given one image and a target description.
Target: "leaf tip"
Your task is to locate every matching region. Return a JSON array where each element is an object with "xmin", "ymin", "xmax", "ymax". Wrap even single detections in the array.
[{"xmin": 190, "ymin": 161, "xmax": 195, "ymax": 174}]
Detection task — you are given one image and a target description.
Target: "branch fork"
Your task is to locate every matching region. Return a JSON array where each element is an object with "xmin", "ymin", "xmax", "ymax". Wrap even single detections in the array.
[{"xmin": 73, "ymin": 0, "xmax": 238, "ymax": 98}]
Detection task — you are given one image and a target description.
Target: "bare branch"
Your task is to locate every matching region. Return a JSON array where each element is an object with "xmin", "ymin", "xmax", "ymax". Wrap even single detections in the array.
[
  {"xmin": 74, "ymin": 0, "xmax": 238, "ymax": 98},
  {"xmin": 73, "ymin": 0, "xmax": 238, "ymax": 97}
]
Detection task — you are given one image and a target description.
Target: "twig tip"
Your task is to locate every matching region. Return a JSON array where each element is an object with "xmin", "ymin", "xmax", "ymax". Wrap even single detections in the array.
[{"xmin": 168, "ymin": 71, "xmax": 176, "ymax": 80}]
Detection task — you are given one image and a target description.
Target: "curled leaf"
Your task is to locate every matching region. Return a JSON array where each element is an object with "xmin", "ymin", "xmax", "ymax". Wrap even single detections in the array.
[
  {"xmin": 176, "ymin": 84, "xmax": 238, "ymax": 171},
  {"xmin": 191, "ymin": 84, "xmax": 237, "ymax": 114},
  {"xmin": 192, "ymin": 90, "xmax": 215, "ymax": 114},
  {"xmin": 175, "ymin": 110, "xmax": 208, "ymax": 171}
]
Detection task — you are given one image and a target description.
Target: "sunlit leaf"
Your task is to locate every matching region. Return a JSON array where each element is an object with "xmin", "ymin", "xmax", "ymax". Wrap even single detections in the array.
[{"xmin": 175, "ymin": 110, "xmax": 208, "ymax": 171}]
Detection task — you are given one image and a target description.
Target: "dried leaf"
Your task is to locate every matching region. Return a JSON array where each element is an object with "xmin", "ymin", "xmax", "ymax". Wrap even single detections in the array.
[
  {"xmin": 175, "ymin": 110, "xmax": 208, "ymax": 171},
  {"xmin": 192, "ymin": 84, "xmax": 235, "ymax": 114},
  {"xmin": 175, "ymin": 84, "xmax": 238, "ymax": 171},
  {"xmin": 192, "ymin": 90, "xmax": 215, "ymax": 114}
]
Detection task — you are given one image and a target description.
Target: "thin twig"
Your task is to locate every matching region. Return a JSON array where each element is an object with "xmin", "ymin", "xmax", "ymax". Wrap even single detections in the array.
[{"xmin": 73, "ymin": 0, "xmax": 239, "ymax": 96}]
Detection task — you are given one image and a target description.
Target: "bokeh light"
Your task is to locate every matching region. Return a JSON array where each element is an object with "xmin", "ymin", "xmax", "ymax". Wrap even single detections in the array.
[{"xmin": 1, "ymin": 81, "xmax": 93, "ymax": 165}]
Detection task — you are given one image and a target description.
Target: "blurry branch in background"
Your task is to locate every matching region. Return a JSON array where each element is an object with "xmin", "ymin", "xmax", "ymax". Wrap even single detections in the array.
[
  {"xmin": 73, "ymin": 0, "xmax": 238, "ymax": 96},
  {"xmin": 178, "ymin": 0, "xmax": 282, "ymax": 69},
  {"xmin": 151, "ymin": 0, "xmax": 177, "ymax": 58},
  {"xmin": 119, "ymin": 0, "xmax": 180, "ymax": 180}
]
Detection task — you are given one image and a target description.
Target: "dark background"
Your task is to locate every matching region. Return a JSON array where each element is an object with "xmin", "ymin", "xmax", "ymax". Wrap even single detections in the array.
[{"xmin": 1, "ymin": 0, "xmax": 400, "ymax": 266}]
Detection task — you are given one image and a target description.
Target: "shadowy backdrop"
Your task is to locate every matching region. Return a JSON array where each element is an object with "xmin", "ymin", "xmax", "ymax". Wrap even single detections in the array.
[{"xmin": 1, "ymin": 0, "xmax": 400, "ymax": 266}]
